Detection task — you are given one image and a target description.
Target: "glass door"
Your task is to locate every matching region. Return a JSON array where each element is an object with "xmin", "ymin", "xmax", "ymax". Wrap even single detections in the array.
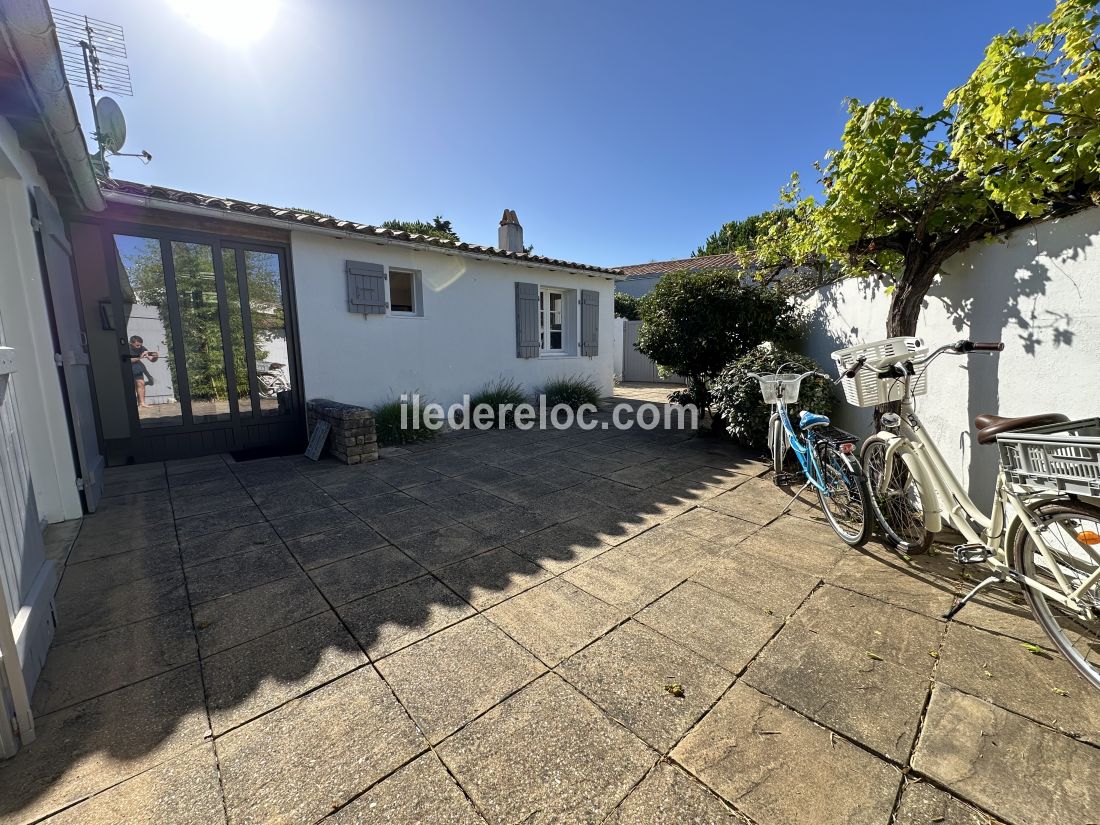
[{"xmin": 105, "ymin": 231, "xmax": 295, "ymax": 448}]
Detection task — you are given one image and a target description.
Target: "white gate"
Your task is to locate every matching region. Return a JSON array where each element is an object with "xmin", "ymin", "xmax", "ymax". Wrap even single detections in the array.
[{"xmin": 621, "ymin": 320, "xmax": 684, "ymax": 383}]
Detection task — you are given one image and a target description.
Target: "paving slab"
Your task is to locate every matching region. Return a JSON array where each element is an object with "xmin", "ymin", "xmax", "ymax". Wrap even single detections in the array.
[
  {"xmin": 174, "ymin": 504, "xmax": 265, "ymax": 542},
  {"xmin": 68, "ymin": 522, "xmax": 178, "ymax": 561},
  {"xmin": 315, "ymin": 474, "xmax": 398, "ymax": 503},
  {"xmin": 672, "ymin": 682, "xmax": 900, "ymax": 825},
  {"xmin": 252, "ymin": 482, "xmax": 339, "ymax": 521},
  {"xmin": 34, "ymin": 608, "xmax": 196, "ymax": 715},
  {"xmin": 635, "ymin": 581, "xmax": 782, "ymax": 673},
  {"xmin": 558, "ymin": 620, "xmax": 732, "ymax": 752},
  {"xmin": 562, "ymin": 527, "xmax": 711, "ymax": 612},
  {"xmin": 308, "ymin": 546, "xmax": 425, "ymax": 606},
  {"xmin": 605, "ymin": 762, "xmax": 744, "ymax": 825},
  {"xmin": 485, "ymin": 578, "xmax": 626, "ymax": 666},
  {"xmin": 217, "ymin": 667, "xmax": 425, "ymax": 825},
  {"xmin": 912, "ymin": 685, "xmax": 1100, "ymax": 825},
  {"xmin": 393, "ymin": 524, "xmax": 501, "ymax": 570},
  {"xmin": 936, "ymin": 621, "xmax": 1100, "ymax": 744},
  {"xmin": 284, "ymin": 521, "xmax": 390, "ymax": 569},
  {"xmin": 743, "ymin": 625, "xmax": 931, "ymax": 762},
  {"xmin": 54, "ymin": 567, "xmax": 189, "ymax": 643},
  {"xmin": 267, "ymin": 504, "xmax": 361, "ymax": 541},
  {"xmin": 342, "ymin": 490, "xmax": 420, "ymax": 521},
  {"xmin": 364, "ymin": 503, "xmax": 458, "ymax": 541},
  {"xmin": 665, "ymin": 508, "xmax": 756, "ymax": 546},
  {"xmin": 338, "ymin": 574, "xmax": 475, "ymax": 659},
  {"xmin": 703, "ymin": 477, "xmax": 793, "ymax": 525},
  {"xmin": 170, "ymin": 486, "xmax": 254, "ymax": 520},
  {"xmin": 734, "ymin": 520, "xmax": 848, "ymax": 578},
  {"xmin": 893, "ymin": 782, "xmax": 998, "ymax": 825},
  {"xmin": 0, "ymin": 665, "xmax": 208, "ymax": 825},
  {"xmin": 506, "ymin": 521, "xmax": 611, "ymax": 574},
  {"xmin": 37, "ymin": 744, "xmax": 226, "ymax": 825},
  {"xmin": 59, "ymin": 541, "xmax": 182, "ymax": 591},
  {"xmin": 792, "ymin": 584, "xmax": 943, "ymax": 674},
  {"xmin": 192, "ymin": 571, "xmax": 330, "ymax": 657},
  {"xmin": 322, "ymin": 752, "xmax": 486, "ymax": 824},
  {"xmin": 462, "ymin": 504, "xmax": 556, "ymax": 543},
  {"xmin": 178, "ymin": 521, "xmax": 281, "ymax": 568},
  {"xmin": 203, "ymin": 611, "xmax": 367, "ymax": 734},
  {"xmin": 377, "ymin": 616, "xmax": 545, "ymax": 743},
  {"xmin": 403, "ymin": 477, "xmax": 478, "ymax": 503},
  {"xmin": 827, "ymin": 547, "xmax": 959, "ymax": 618},
  {"xmin": 437, "ymin": 673, "xmax": 654, "ymax": 825},
  {"xmin": 431, "ymin": 490, "xmax": 512, "ymax": 521},
  {"xmin": 184, "ymin": 543, "xmax": 299, "ymax": 605},
  {"xmin": 436, "ymin": 546, "xmax": 552, "ymax": 610},
  {"xmin": 563, "ymin": 506, "xmax": 659, "ymax": 546},
  {"xmin": 691, "ymin": 553, "xmax": 819, "ymax": 618}
]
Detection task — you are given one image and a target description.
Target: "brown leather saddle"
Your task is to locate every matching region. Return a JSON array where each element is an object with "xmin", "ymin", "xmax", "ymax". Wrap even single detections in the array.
[{"xmin": 973, "ymin": 413, "xmax": 1069, "ymax": 445}]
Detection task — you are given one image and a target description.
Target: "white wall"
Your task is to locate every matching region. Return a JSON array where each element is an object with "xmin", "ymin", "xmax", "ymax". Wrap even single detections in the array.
[
  {"xmin": 802, "ymin": 207, "xmax": 1100, "ymax": 508},
  {"xmin": 0, "ymin": 117, "xmax": 81, "ymax": 522},
  {"xmin": 616, "ymin": 275, "xmax": 660, "ymax": 298},
  {"xmin": 291, "ymin": 231, "xmax": 616, "ymax": 409}
]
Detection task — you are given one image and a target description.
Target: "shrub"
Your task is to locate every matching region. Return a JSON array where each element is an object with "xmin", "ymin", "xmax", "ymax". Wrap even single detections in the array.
[
  {"xmin": 635, "ymin": 269, "xmax": 803, "ymax": 412},
  {"xmin": 711, "ymin": 345, "xmax": 835, "ymax": 449},
  {"xmin": 540, "ymin": 374, "xmax": 603, "ymax": 411},
  {"xmin": 373, "ymin": 394, "xmax": 439, "ymax": 446},
  {"xmin": 614, "ymin": 292, "xmax": 641, "ymax": 320},
  {"xmin": 469, "ymin": 377, "xmax": 528, "ymax": 428}
]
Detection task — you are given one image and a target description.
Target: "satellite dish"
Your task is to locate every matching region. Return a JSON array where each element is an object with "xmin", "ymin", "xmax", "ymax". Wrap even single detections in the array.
[{"xmin": 95, "ymin": 97, "xmax": 127, "ymax": 153}]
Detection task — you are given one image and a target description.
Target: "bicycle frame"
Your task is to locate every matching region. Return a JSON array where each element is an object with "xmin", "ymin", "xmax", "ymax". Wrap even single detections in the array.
[
  {"xmin": 771, "ymin": 402, "xmax": 828, "ymax": 494},
  {"xmin": 875, "ymin": 397, "xmax": 1097, "ymax": 614}
]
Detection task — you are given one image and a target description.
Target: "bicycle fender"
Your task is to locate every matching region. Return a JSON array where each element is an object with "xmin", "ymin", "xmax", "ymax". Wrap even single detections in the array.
[{"xmin": 871, "ymin": 432, "xmax": 943, "ymax": 534}]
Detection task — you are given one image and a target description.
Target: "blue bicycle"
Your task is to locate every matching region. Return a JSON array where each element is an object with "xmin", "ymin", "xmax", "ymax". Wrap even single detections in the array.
[{"xmin": 749, "ymin": 368, "xmax": 872, "ymax": 547}]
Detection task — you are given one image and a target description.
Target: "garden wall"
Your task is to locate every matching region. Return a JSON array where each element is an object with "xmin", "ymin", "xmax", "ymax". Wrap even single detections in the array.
[{"xmin": 800, "ymin": 206, "xmax": 1100, "ymax": 508}]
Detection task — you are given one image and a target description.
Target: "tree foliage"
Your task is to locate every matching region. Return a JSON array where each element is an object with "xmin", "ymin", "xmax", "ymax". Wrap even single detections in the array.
[
  {"xmin": 613, "ymin": 292, "xmax": 641, "ymax": 320},
  {"xmin": 382, "ymin": 216, "xmax": 460, "ymax": 242},
  {"xmin": 693, "ymin": 210, "xmax": 785, "ymax": 257},
  {"xmin": 634, "ymin": 269, "xmax": 802, "ymax": 413},
  {"xmin": 751, "ymin": 0, "xmax": 1099, "ymax": 337}
]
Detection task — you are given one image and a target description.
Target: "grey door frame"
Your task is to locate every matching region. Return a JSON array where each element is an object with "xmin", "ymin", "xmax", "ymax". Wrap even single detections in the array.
[{"xmin": 90, "ymin": 219, "xmax": 305, "ymax": 462}]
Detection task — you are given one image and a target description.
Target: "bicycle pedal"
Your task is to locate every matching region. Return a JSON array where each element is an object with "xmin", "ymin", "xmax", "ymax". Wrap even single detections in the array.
[{"xmin": 952, "ymin": 543, "xmax": 992, "ymax": 565}]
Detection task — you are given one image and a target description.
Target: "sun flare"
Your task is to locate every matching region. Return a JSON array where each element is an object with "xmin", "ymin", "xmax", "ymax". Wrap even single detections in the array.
[{"xmin": 168, "ymin": 0, "xmax": 281, "ymax": 45}]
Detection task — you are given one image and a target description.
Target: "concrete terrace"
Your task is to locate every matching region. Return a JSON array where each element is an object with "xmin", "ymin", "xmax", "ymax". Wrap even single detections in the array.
[{"xmin": 1, "ymin": 388, "xmax": 1097, "ymax": 825}]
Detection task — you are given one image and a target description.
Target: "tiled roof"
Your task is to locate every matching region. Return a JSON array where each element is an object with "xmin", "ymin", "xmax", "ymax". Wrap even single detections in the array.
[
  {"xmin": 99, "ymin": 179, "xmax": 621, "ymax": 277},
  {"xmin": 617, "ymin": 252, "xmax": 741, "ymax": 280}
]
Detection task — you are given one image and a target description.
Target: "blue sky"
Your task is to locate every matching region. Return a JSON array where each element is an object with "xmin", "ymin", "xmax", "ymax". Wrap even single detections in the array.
[{"xmin": 65, "ymin": 0, "xmax": 1045, "ymax": 267}]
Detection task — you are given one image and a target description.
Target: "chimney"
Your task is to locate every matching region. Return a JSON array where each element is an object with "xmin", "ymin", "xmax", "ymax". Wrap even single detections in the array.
[{"xmin": 498, "ymin": 209, "xmax": 524, "ymax": 253}]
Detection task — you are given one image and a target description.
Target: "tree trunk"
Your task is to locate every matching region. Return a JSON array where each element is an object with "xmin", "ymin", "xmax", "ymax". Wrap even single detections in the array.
[{"xmin": 886, "ymin": 255, "xmax": 939, "ymax": 338}]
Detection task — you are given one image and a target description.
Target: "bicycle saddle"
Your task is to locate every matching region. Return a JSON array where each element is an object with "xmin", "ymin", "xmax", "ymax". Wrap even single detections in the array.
[
  {"xmin": 973, "ymin": 412, "xmax": 1069, "ymax": 445},
  {"xmin": 799, "ymin": 411, "xmax": 831, "ymax": 430}
]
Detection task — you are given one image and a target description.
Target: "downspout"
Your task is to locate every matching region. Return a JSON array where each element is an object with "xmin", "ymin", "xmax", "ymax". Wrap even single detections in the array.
[{"xmin": 0, "ymin": 0, "xmax": 104, "ymax": 212}]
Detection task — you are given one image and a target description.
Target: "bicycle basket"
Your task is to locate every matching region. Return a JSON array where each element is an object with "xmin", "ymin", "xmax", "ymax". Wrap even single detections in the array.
[
  {"xmin": 831, "ymin": 337, "xmax": 928, "ymax": 408},
  {"xmin": 756, "ymin": 374, "xmax": 803, "ymax": 405},
  {"xmin": 997, "ymin": 417, "xmax": 1100, "ymax": 496}
]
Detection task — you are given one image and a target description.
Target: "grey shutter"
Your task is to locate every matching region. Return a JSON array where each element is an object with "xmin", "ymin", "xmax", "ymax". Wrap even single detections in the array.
[
  {"xmin": 580, "ymin": 289, "xmax": 600, "ymax": 356},
  {"xmin": 515, "ymin": 282, "xmax": 540, "ymax": 358},
  {"xmin": 346, "ymin": 260, "xmax": 388, "ymax": 315}
]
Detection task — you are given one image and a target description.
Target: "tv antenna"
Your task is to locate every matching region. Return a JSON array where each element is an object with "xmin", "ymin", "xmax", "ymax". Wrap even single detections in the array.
[{"xmin": 55, "ymin": 8, "xmax": 151, "ymax": 175}]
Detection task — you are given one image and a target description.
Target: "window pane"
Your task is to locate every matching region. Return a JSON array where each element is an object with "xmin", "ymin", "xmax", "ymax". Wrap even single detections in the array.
[
  {"xmin": 173, "ymin": 242, "xmax": 231, "ymax": 423},
  {"xmin": 222, "ymin": 249, "xmax": 253, "ymax": 417},
  {"xmin": 244, "ymin": 251, "xmax": 291, "ymax": 417},
  {"xmin": 390, "ymin": 270, "xmax": 414, "ymax": 312},
  {"xmin": 551, "ymin": 330, "xmax": 563, "ymax": 350},
  {"xmin": 113, "ymin": 235, "xmax": 182, "ymax": 428},
  {"xmin": 549, "ymin": 292, "xmax": 562, "ymax": 315}
]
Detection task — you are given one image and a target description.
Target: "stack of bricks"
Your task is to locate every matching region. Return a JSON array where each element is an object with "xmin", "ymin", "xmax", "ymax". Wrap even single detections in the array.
[{"xmin": 305, "ymin": 398, "xmax": 378, "ymax": 465}]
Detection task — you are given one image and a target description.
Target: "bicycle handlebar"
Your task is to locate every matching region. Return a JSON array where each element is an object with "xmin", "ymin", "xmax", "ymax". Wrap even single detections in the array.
[{"xmin": 844, "ymin": 340, "xmax": 1003, "ymax": 380}]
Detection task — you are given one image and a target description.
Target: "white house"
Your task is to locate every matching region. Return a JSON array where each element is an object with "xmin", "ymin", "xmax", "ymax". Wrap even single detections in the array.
[{"xmin": 615, "ymin": 252, "xmax": 741, "ymax": 298}]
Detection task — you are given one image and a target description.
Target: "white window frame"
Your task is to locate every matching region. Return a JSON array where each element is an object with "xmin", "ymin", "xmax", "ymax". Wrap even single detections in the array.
[
  {"xmin": 387, "ymin": 267, "xmax": 422, "ymax": 317},
  {"xmin": 539, "ymin": 287, "xmax": 566, "ymax": 354}
]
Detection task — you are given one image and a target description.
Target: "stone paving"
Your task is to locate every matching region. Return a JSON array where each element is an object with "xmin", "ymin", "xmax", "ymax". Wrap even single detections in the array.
[{"xmin": 2, "ymin": 388, "xmax": 1099, "ymax": 824}]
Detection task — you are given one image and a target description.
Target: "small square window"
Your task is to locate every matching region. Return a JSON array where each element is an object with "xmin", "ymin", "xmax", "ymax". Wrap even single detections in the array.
[{"xmin": 389, "ymin": 269, "xmax": 418, "ymax": 314}]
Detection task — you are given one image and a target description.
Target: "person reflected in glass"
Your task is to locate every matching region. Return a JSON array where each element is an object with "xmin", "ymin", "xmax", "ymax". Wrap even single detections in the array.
[{"xmin": 129, "ymin": 335, "xmax": 158, "ymax": 408}]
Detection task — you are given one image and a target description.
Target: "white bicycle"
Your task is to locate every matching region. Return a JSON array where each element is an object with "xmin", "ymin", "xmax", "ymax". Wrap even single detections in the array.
[{"xmin": 834, "ymin": 337, "xmax": 1100, "ymax": 689}]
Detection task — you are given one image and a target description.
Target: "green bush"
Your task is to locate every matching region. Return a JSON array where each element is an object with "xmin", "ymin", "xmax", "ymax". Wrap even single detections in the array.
[
  {"xmin": 373, "ymin": 395, "xmax": 439, "ymax": 446},
  {"xmin": 614, "ymin": 292, "xmax": 641, "ymax": 320},
  {"xmin": 711, "ymin": 345, "xmax": 835, "ymax": 449},
  {"xmin": 540, "ymin": 374, "xmax": 603, "ymax": 410},
  {"xmin": 469, "ymin": 377, "xmax": 528, "ymax": 428},
  {"xmin": 635, "ymin": 269, "xmax": 804, "ymax": 413}
]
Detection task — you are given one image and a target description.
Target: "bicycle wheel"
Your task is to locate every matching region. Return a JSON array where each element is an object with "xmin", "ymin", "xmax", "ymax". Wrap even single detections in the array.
[
  {"xmin": 770, "ymin": 415, "xmax": 787, "ymax": 478},
  {"xmin": 815, "ymin": 443, "xmax": 872, "ymax": 547},
  {"xmin": 1011, "ymin": 499, "xmax": 1100, "ymax": 690},
  {"xmin": 860, "ymin": 437, "xmax": 933, "ymax": 554}
]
